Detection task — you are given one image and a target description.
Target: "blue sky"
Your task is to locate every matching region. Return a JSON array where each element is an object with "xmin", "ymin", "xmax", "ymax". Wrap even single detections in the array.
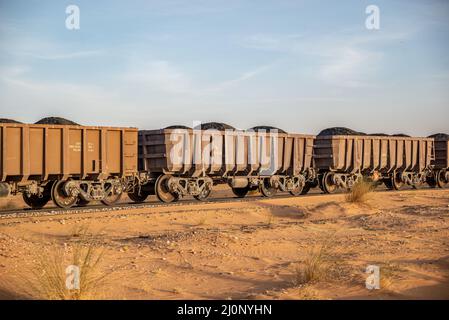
[{"xmin": 0, "ymin": 0, "xmax": 448, "ymax": 135}]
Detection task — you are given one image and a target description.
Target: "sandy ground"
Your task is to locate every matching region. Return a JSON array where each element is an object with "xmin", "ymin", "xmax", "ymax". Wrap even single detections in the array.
[{"xmin": 0, "ymin": 186, "xmax": 448, "ymax": 300}]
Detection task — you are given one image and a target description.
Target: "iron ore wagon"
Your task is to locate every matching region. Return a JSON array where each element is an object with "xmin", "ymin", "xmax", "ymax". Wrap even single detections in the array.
[
  {"xmin": 134, "ymin": 124, "xmax": 316, "ymax": 202},
  {"xmin": 0, "ymin": 122, "xmax": 138, "ymax": 208},
  {"xmin": 135, "ymin": 125, "xmax": 225, "ymax": 203},
  {"xmin": 313, "ymin": 129, "xmax": 434, "ymax": 193},
  {"xmin": 224, "ymin": 127, "xmax": 316, "ymax": 198}
]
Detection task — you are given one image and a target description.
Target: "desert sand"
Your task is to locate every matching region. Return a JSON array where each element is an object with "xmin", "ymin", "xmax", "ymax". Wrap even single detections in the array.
[{"xmin": 0, "ymin": 186, "xmax": 448, "ymax": 300}]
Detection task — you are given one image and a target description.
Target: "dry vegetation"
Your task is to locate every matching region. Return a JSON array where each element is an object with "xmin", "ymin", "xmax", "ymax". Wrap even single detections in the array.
[
  {"xmin": 16, "ymin": 227, "xmax": 108, "ymax": 300},
  {"xmin": 294, "ymin": 236, "xmax": 334, "ymax": 286},
  {"xmin": 345, "ymin": 179, "xmax": 374, "ymax": 203}
]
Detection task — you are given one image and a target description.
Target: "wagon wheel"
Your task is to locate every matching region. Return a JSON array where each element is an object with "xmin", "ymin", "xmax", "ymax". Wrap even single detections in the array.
[
  {"xmin": 128, "ymin": 189, "xmax": 150, "ymax": 203},
  {"xmin": 384, "ymin": 178, "xmax": 393, "ymax": 189},
  {"xmin": 155, "ymin": 174, "xmax": 179, "ymax": 203},
  {"xmin": 321, "ymin": 172, "xmax": 337, "ymax": 194},
  {"xmin": 101, "ymin": 183, "xmax": 123, "ymax": 206},
  {"xmin": 260, "ymin": 178, "xmax": 277, "ymax": 197},
  {"xmin": 427, "ymin": 171, "xmax": 437, "ymax": 188},
  {"xmin": 77, "ymin": 198, "xmax": 90, "ymax": 207},
  {"xmin": 300, "ymin": 183, "xmax": 311, "ymax": 195},
  {"xmin": 22, "ymin": 193, "xmax": 51, "ymax": 209},
  {"xmin": 194, "ymin": 184, "xmax": 212, "ymax": 201},
  {"xmin": 289, "ymin": 181, "xmax": 304, "ymax": 196},
  {"xmin": 385, "ymin": 172, "xmax": 403, "ymax": 190},
  {"xmin": 51, "ymin": 180, "xmax": 78, "ymax": 209},
  {"xmin": 436, "ymin": 170, "xmax": 448, "ymax": 188},
  {"xmin": 231, "ymin": 186, "xmax": 250, "ymax": 198}
]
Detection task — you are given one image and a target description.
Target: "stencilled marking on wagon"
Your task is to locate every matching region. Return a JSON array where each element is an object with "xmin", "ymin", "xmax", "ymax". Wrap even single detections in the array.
[{"xmin": 69, "ymin": 142, "xmax": 81, "ymax": 152}]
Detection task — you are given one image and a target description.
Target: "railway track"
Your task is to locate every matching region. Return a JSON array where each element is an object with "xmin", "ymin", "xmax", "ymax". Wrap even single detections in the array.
[
  {"xmin": 0, "ymin": 186, "xmax": 445, "ymax": 221},
  {"xmin": 0, "ymin": 193, "xmax": 320, "ymax": 220}
]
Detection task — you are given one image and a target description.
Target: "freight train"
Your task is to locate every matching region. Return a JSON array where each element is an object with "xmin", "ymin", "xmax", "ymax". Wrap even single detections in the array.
[{"xmin": 0, "ymin": 118, "xmax": 447, "ymax": 209}]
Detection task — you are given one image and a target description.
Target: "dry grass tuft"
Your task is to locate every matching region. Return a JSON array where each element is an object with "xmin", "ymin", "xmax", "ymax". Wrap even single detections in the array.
[
  {"xmin": 265, "ymin": 212, "xmax": 275, "ymax": 228},
  {"xmin": 294, "ymin": 241, "xmax": 332, "ymax": 286},
  {"xmin": 19, "ymin": 226, "xmax": 109, "ymax": 300},
  {"xmin": 345, "ymin": 179, "xmax": 374, "ymax": 203}
]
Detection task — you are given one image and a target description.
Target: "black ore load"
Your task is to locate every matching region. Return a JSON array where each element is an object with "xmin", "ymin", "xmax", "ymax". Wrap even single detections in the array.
[
  {"xmin": 318, "ymin": 127, "xmax": 366, "ymax": 136},
  {"xmin": 391, "ymin": 133, "xmax": 411, "ymax": 137},
  {"xmin": 429, "ymin": 133, "xmax": 449, "ymax": 140},
  {"xmin": 35, "ymin": 117, "xmax": 79, "ymax": 125},
  {"xmin": 165, "ymin": 125, "xmax": 191, "ymax": 130},
  {"xmin": 199, "ymin": 122, "xmax": 235, "ymax": 131},
  {"xmin": 250, "ymin": 126, "xmax": 287, "ymax": 134},
  {"xmin": 369, "ymin": 133, "xmax": 389, "ymax": 136},
  {"xmin": 0, "ymin": 118, "xmax": 22, "ymax": 124}
]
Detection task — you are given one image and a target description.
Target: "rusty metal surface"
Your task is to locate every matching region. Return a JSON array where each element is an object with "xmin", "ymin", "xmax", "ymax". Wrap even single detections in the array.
[
  {"xmin": 139, "ymin": 128, "xmax": 225, "ymax": 177},
  {"xmin": 225, "ymin": 131, "xmax": 315, "ymax": 177},
  {"xmin": 314, "ymin": 135, "xmax": 434, "ymax": 173},
  {"xmin": 432, "ymin": 136, "xmax": 449, "ymax": 169},
  {"xmin": 139, "ymin": 128, "xmax": 315, "ymax": 178},
  {"xmin": 0, "ymin": 123, "xmax": 138, "ymax": 182}
]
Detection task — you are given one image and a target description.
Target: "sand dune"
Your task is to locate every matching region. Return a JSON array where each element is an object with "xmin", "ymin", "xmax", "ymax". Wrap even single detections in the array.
[{"xmin": 0, "ymin": 187, "xmax": 448, "ymax": 300}]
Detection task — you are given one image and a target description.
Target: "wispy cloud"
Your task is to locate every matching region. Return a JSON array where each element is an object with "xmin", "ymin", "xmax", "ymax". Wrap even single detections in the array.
[
  {"xmin": 238, "ymin": 30, "xmax": 411, "ymax": 88},
  {"xmin": 20, "ymin": 50, "xmax": 102, "ymax": 60},
  {"xmin": 123, "ymin": 59, "xmax": 275, "ymax": 95},
  {"xmin": 319, "ymin": 47, "xmax": 383, "ymax": 88},
  {"xmin": 239, "ymin": 33, "xmax": 304, "ymax": 52},
  {"xmin": 211, "ymin": 63, "xmax": 276, "ymax": 91}
]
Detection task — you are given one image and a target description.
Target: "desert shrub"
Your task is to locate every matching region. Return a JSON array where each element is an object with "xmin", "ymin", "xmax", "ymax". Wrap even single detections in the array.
[
  {"xmin": 20, "ymin": 228, "xmax": 108, "ymax": 300},
  {"xmin": 345, "ymin": 180, "xmax": 374, "ymax": 203},
  {"xmin": 294, "ymin": 243, "xmax": 331, "ymax": 285}
]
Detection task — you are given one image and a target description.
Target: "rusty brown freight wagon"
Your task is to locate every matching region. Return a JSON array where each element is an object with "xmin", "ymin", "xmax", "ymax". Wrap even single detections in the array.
[
  {"xmin": 137, "ymin": 127, "xmax": 225, "ymax": 202},
  {"xmin": 0, "ymin": 122, "xmax": 138, "ymax": 208},
  {"xmin": 224, "ymin": 128, "xmax": 316, "ymax": 198},
  {"xmin": 313, "ymin": 134, "xmax": 434, "ymax": 193},
  {"xmin": 136, "ymin": 126, "xmax": 316, "ymax": 202},
  {"xmin": 428, "ymin": 134, "xmax": 449, "ymax": 188}
]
